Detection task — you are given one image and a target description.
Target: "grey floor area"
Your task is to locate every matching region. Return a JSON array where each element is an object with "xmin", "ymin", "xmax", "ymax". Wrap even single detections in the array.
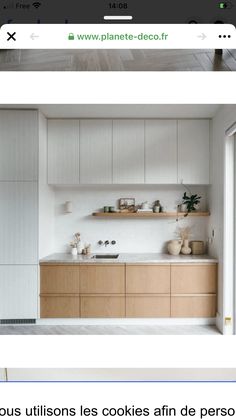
[
  {"xmin": 0, "ymin": 49, "xmax": 236, "ymax": 71},
  {"xmin": 0, "ymin": 325, "xmax": 220, "ymax": 335}
]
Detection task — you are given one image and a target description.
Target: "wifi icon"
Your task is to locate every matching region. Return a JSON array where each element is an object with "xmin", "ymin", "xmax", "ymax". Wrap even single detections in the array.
[{"xmin": 32, "ymin": 2, "xmax": 41, "ymax": 8}]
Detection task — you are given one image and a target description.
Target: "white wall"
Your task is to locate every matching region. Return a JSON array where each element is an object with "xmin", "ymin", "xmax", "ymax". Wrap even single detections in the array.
[
  {"xmin": 38, "ymin": 112, "xmax": 55, "ymax": 258},
  {"xmin": 53, "ymin": 185, "xmax": 209, "ymax": 254},
  {"xmin": 209, "ymin": 104, "xmax": 236, "ymax": 334}
]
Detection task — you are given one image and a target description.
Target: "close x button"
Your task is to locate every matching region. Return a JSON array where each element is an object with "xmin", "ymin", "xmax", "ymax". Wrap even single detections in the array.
[{"xmin": 7, "ymin": 31, "xmax": 16, "ymax": 41}]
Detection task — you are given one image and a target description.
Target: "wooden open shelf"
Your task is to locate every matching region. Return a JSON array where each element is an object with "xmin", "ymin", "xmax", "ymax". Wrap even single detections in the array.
[{"xmin": 92, "ymin": 211, "xmax": 210, "ymax": 218}]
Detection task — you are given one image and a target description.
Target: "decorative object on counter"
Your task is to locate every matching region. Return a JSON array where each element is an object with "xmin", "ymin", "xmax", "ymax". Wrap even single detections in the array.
[
  {"xmin": 153, "ymin": 200, "xmax": 161, "ymax": 213},
  {"xmin": 65, "ymin": 201, "xmax": 73, "ymax": 213},
  {"xmin": 104, "ymin": 206, "xmax": 110, "ymax": 213},
  {"xmin": 109, "ymin": 206, "xmax": 115, "ymax": 213},
  {"xmin": 176, "ymin": 226, "xmax": 192, "ymax": 255},
  {"xmin": 119, "ymin": 198, "xmax": 135, "ymax": 212},
  {"xmin": 70, "ymin": 232, "xmax": 82, "ymax": 255},
  {"xmin": 167, "ymin": 240, "xmax": 182, "ymax": 256},
  {"xmin": 71, "ymin": 247, "xmax": 78, "ymax": 256},
  {"xmin": 82, "ymin": 244, "xmax": 92, "ymax": 255},
  {"xmin": 190, "ymin": 240, "xmax": 205, "ymax": 255},
  {"xmin": 181, "ymin": 239, "xmax": 192, "ymax": 255},
  {"xmin": 141, "ymin": 201, "xmax": 150, "ymax": 210}
]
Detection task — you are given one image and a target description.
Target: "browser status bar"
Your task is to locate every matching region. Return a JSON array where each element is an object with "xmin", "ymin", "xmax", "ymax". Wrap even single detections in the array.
[{"xmin": 0, "ymin": 24, "xmax": 235, "ymax": 49}]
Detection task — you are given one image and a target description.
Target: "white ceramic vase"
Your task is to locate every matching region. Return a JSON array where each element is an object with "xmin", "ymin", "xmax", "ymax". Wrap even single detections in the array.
[
  {"xmin": 181, "ymin": 239, "xmax": 192, "ymax": 255},
  {"xmin": 167, "ymin": 240, "xmax": 182, "ymax": 256},
  {"xmin": 71, "ymin": 247, "xmax": 78, "ymax": 256}
]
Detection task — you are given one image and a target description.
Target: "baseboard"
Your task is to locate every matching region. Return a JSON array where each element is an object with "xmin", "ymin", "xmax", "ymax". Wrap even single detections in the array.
[{"xmin": 36, "ymin": 318, "xmax": 216, "ymax": 326}]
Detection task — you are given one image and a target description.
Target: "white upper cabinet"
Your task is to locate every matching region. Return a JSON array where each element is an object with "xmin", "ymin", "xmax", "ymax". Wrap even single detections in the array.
[
  {"xmin": 113, "ymin": 120, "xmax": 145, "ymax": 184},
  {"xmin": 48, "ymin": 119, "xmax": 80, "ymax": 184},
  {"xmin": 80, "ymin": 120, "xmax": 112, "ymax": 184},
  {"xmin": 0, "ymin": 110, "xmax": 38, "ymax": 181},
  {"xmin": 145, "ymin": 120, "xmax": 178, "ymax": 184},
  {"xmin": 0, "ymin": 182, "xmax": 38, "ymax": 265},
  {"xmin": 178, "ymin": 120, "xmax": 210, "ymax": 184}
]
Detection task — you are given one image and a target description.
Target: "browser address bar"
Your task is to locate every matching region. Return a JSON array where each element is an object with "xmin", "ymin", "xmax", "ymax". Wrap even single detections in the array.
[{"xmin": 0, "ymin": 24, "xmax": 235, "ymax": 49}]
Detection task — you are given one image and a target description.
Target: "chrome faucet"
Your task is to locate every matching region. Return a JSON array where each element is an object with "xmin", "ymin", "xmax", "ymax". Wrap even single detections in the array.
[{"xmin": 98, "ymin": 240, "xmax": 116, "ymax": 247}]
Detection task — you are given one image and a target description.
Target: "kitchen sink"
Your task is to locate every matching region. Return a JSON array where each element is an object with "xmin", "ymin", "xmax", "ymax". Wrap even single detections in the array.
[{"xmin": 92, "ymin": 254, "xmax": 119, "ymax": 259}]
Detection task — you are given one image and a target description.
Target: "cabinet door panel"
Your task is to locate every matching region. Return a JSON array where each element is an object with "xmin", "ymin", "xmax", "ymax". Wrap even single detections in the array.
[
  {"xmin": 171, "ymin": 264, "xmax": 217, "ymax": 294},
  {"xmin": 48, "ymin": 119, "xmax": 79, "ymax": 184},
  {"xmin": 126, "ymin": 296, "xmax": 170, "ymax": 317},
  {"xmin": 0, "ymin": 266, "xmax": 38, "ymax": 319},
  {"xmin": 81, "ymin": 296, "xmax": 125, "ymax": 318},
  {"xmin": 80, "ymin": 120, "xmax": 112, "ymax": 184},
  {"xmin": 40, "ymin": 265, "xmax": 80, "ymax": 294},
  {"xmin": 145, "ymin": 120, "xmax": 177, "ymax": 183},
  {"xmin": 113, "ymin": 120, "xmax": 145, "ymax": 183},
  {"xmin": 171, "ymin": 296, "xmax": 216, "ymax": 317},
  {"xmin": 126, "ymin": 265, "xmax": 170, "ymax": 293},
  {"xmin": 80, "ymin": 265, "xmax": 125, "ymax": 294},
  {"xmin": 0, "ymin": 182, "xmax": 38, "ymax": 264},
  {"xmin": 178, "ymin": 120, "xmax": 210, "ymax": 184},
  {"xmin": 40, "ymin": 296, "xmax": 80, "ymax": 318},
  {"xmin": 0, "ymin": 110, "xmax": 38, "ymax": 181}
]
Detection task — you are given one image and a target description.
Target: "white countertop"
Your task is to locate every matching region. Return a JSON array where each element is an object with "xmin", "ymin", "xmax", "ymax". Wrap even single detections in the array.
[{"xmin": 40, "ymin": 253, "xmax": 218, "ymax": 264}]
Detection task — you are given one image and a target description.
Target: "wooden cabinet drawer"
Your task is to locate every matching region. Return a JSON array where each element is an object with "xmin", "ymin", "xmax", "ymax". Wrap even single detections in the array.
[
  {"xmin": 126, "ymin": 265, "xmax": 170, "ymax": 294},
  {"xmin": 81, "ymin": 296, "xmax": 125, "ymax": 318},
  {"xmin": 40, "ymin": 265, "xmax": 80, "ymax": 294},
  {"xmin": 40, "ymin": 296, "xmax": 80, "ymax": 318},
  {"xmin": 80, "ymin": 265, "xmax": 125, "ymax": 294},
  {"xmin": 126, "ymin": 296, "xmax": 170, "ymax": 317},
  {"xmin": 171, "ymin": 264, "xmax": 217, "ymax": 294},
  {"xmin": 171, "ymin": 296, "xmax": 216, "ymax": 318}
]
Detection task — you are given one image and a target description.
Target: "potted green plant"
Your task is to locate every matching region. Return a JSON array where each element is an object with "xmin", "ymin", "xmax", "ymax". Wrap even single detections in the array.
[{"xmin": 182, "ymin": 192, "xmax": 201, "ymax": 214}]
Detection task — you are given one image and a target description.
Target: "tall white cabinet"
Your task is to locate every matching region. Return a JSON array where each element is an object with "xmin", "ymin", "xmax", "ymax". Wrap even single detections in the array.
[
  {"xmin": 113, "ymin": 119, "xmax": 145, "ymax": 184},
  {"xmin": 0, "ymin": 110, "xmax": 39, "ymax": 320},
  {"xmin": 178, "ymin": 120, "xmax": 210, "ymax": 184}
]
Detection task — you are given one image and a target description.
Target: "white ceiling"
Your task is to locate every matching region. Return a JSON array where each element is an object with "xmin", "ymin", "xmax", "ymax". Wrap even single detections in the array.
[{"xmin": 0, "ymin": 104, "xmax": 221, "ymax": 118}]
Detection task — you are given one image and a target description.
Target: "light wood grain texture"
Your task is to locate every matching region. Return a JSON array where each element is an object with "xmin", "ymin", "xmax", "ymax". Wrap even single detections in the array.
[
  {"xmin": 126, "ymin": 265, "xmax": 170, "ymax": 294},
  {"xmin": 126, "ymin": 296, "xmax": 170, "ymax": 317},
  {"xmin": 171, "ymin": 264, "xmax": 217, "ymax": 294},
  {"xmin": 0, "ymin": 110, "xmax": 38, "ymax": 181},
  {"xmin": 80, "ymin": 265, "xmax": 125, "ymax": 294},
  {"xmin": 81, "ymin": 296, "xmax": 125, "ymax": 318},
  {"xmin": 47, "ymin": 119, "xmax": 80, "ymax": 184},
  {"xmin": 0, "ymin": 266, "xmax": 38, "ymax": 319},
  {"xmin": 171, "ymin": 296, "xmax": 216, "ymax": 318},
  {"xmin": 113, "ymin": 119, "xmax": 145, "ymax": 183},
  {"xmin": 0, "ymin": 50, "xmax": 235, "ymax": 71},
  {"xmin": 92, "ymin": 212, "xmax": 210, "ymax": 218},
  {"xmin": 0, "ymin": 182, "xmax": 38, "ymax": 264},
  {"xmin": 80, "ymin": 119, "xmax": 112, "ymax": 184},
  {"xmin": 178, "ymin": 120, "xmax": 210, "ymax": 184},
  {"xmin": 145, "ymin": 120, "xmax": 178, "ymax": 183},
  {"xmin": 40, "ymin": 296, "xmax": 80, "ymax": 318},
  {"xmin": 40, "ymin": 265, "xmax": 80, "ymax": 294}
]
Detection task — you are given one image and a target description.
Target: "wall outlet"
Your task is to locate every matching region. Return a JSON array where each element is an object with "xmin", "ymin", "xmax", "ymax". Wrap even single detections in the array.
[{"xmin": 225, "ymin": 317, "xmax": 232, "ymax": 325}]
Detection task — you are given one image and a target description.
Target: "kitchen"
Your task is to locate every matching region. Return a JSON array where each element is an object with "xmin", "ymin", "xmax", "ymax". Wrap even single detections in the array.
[{"xmin": 0, "ymin": 104, "xmax": 235, "ymax": 335}]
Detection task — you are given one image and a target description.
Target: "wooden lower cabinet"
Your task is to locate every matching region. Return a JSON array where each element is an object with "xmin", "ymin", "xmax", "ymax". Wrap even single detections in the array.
[
  {"xmin": 40, "ymin": 295, "xmax": 80, "ymax": 318},
  {"xmin": 126, "ymin": 295, "xmax": 170, "ymax": 317},
  {"xmin": 80, "ymin": 265, "xmax": 125, "ymax": 294},
  {"xmin": 41, "ymin": 265, "xmax": 80, "ymax": 294},
  {"xmin": 171, "ymin": 295, "xmax": 216, "ymax": 318},
  {"xmin": 171, "ymin": 264, "xmax": 217, "ymax": 294},
  {"xmin": 81, "ymin": 295, "xmax": 125, "ymax": 318},
  {"xmin": 40, "ymin": 262, "xmax": 218, "ymax": 319},
  {"xmin": 126, "ymin": 265, "xmax": 170, "ymax": 294}
]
